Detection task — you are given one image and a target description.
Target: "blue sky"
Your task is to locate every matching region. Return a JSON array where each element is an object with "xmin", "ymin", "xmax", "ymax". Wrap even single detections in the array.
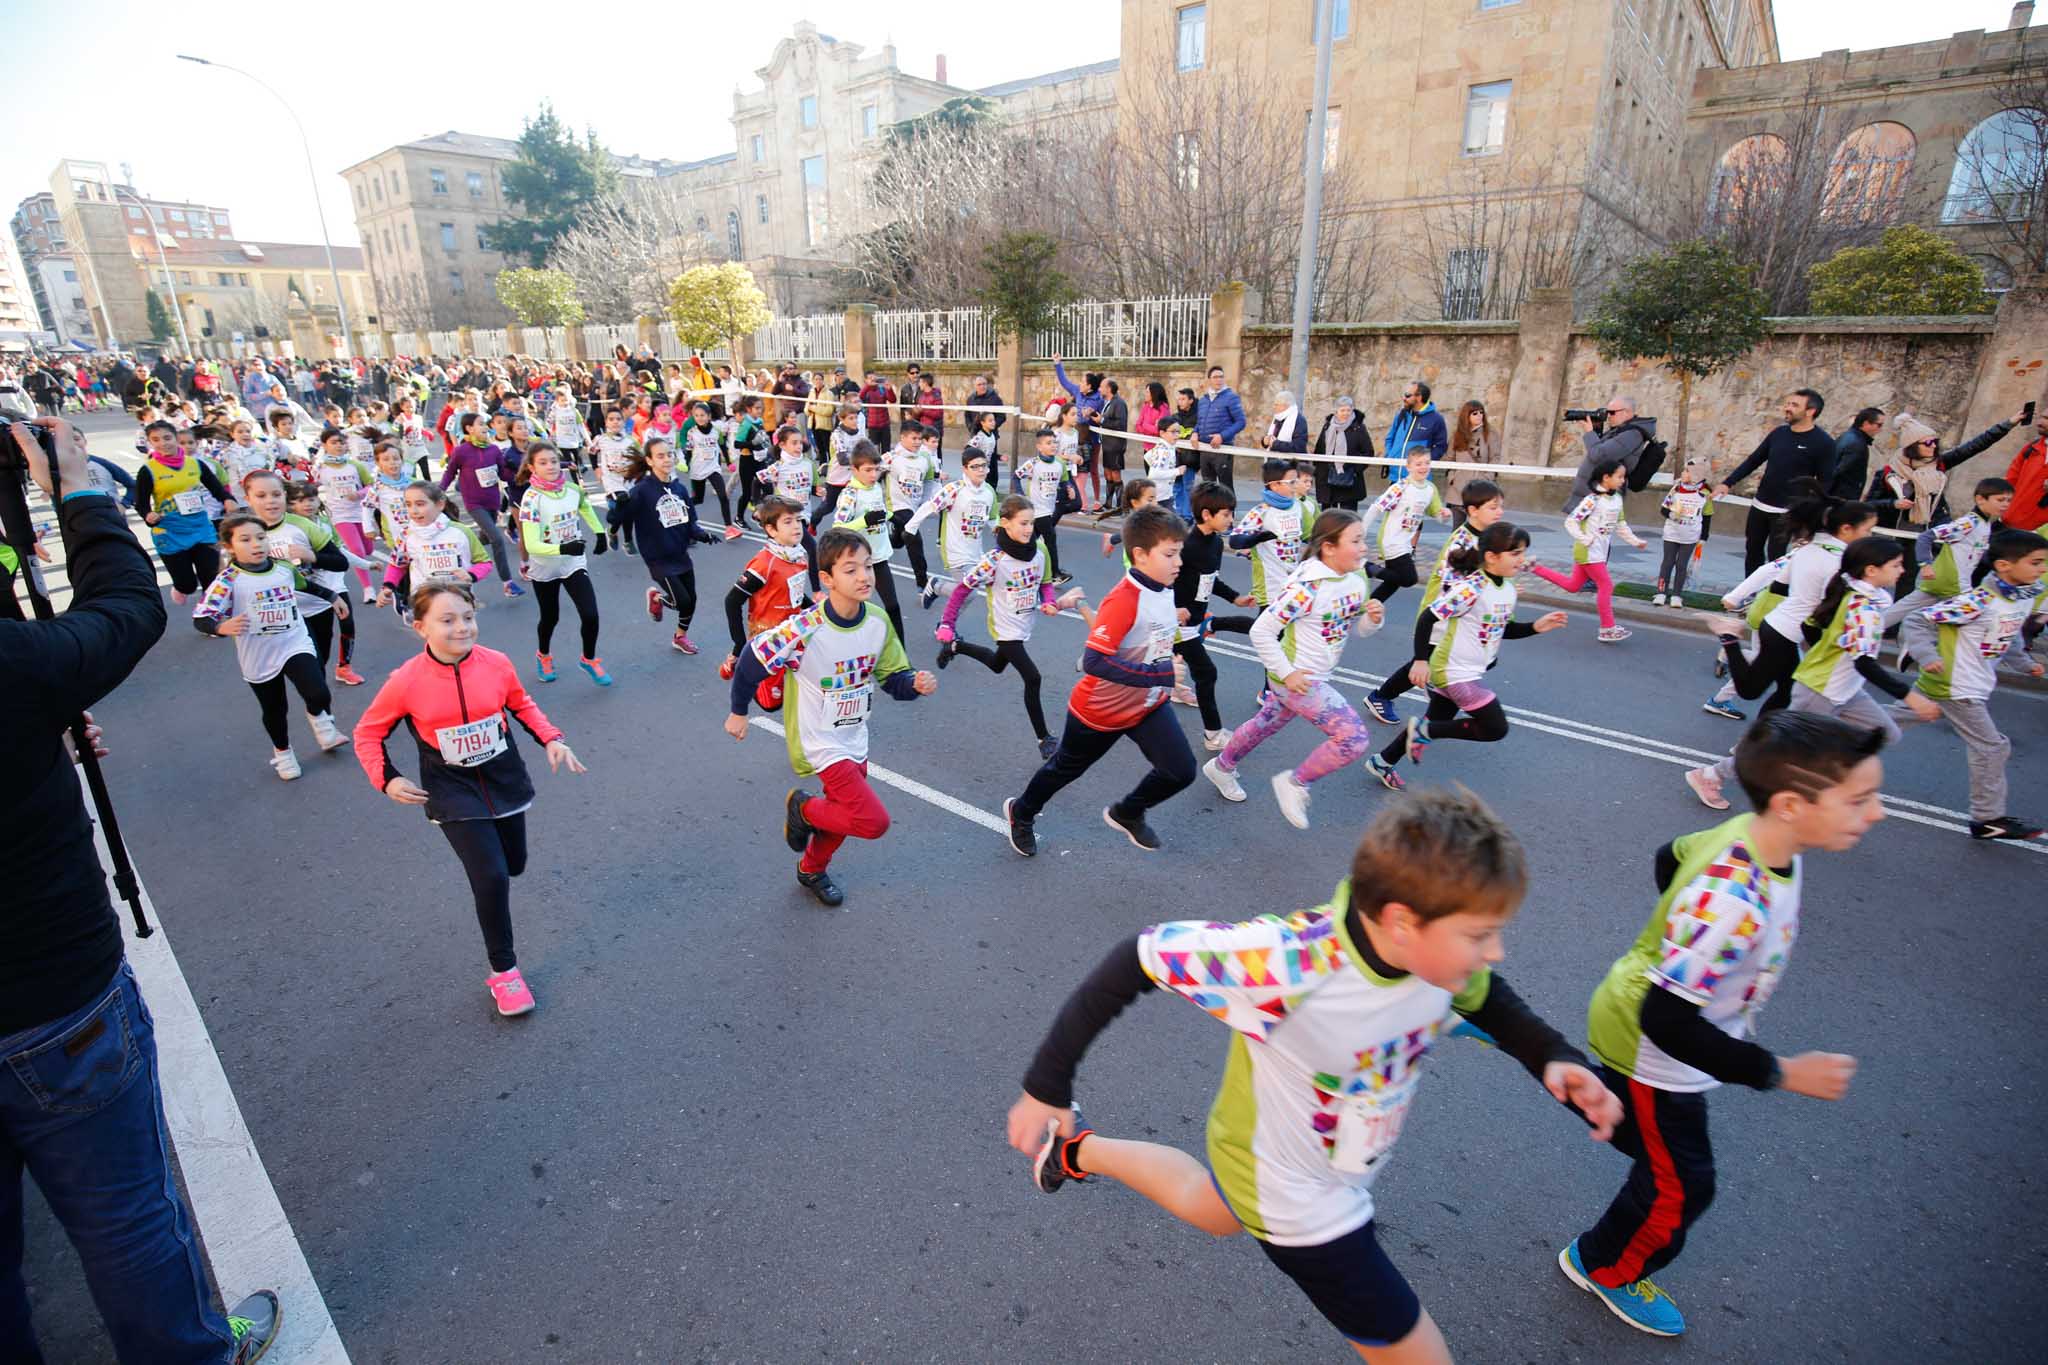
[{"xmin": 2, "ymin": 1, "xmax": 2027, "ymax": 249}]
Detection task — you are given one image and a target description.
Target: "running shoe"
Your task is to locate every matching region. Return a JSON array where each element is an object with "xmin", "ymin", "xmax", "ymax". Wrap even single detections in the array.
[
  {"xmin": 920, "ymin": 579, "xmax": 940, "ymax": 610},
  {"xmin": 624, "ymin": 540, "xmax": 638, "ymax": 558},
  {"xmin": 1650, "ymin": 592, "xmax": 1667, "ymax": 606},
  {"xmin": 1362, "ymin": 693, "xmax": 1400, "ymax": 725},
  {"xmin": 723, "ymin": 523, "xmax": 745, "ymax": 541},
  {"xmin": 308, "ymin": 713, "xmax": 350, "ymax": 753},
  {"xmin": 535, "ymin": 652, "xmax": 557, "ymax": 683},
  {"xmin": 646, "ymin": 586, "xmax": 664, "ymax": 623},
  {"xmin": 1597, "ymin": 626, "xmax": 1632, "ymax": 643},
  {"xmin": 935, "ymin": 640, "xmax": 957, "ymax": 669},
  {"xmin": 1103, "ymin": 804, "xmax": 1162, "ymax": 851},
  {"xmin": 785, "ymin": 788, "xmax": 815, "ymax": 853},
  {"xmin": 797, "ymin": 867, "xmax": 845, "ymax": 907},
  {"xmin": 1004, "ymin": 797, "xmax": 1038, "ymax": 858},
  {"xmin": 334, "ymin": 665, "xmax": 366, "ymax": 687},
  {"xmin": 719, "ymin": 654, "xmax": 738, "ymax": 680},
  {"xmin": 1713, "ymin": 656, "xmax": 1728, "ymax": 678},
  {"xmin": 1051, "ymin": 571, "xmax": 1074, "ymax": 587},
  {"xmin": 486, "ymin": 968, "xmax": 536, "ymax": 1017},
  {"xmin": 1403, "ymin": 716, "xmax": 1430, "ymax": 765},
  {"xmin": 1203, "ymin": 727, "xmax": 1232, "ymax": 752},
  {"xmin": 171, "ymin": 588, "xmax": 188, "ymax": 605},
  {"xmin": 1558, "ymin": 1239, "xmax": 1685, "ymax": 1337},
  {"xmin": 1171, "ymin": 684, "xmax": 1198, "ymax": 707},
  {"xmin": 1667, "ymin": 596, "xmax": 1686, "ymax": 610},
  {"xmin": 1365, "ymin": 755, "xmax": 1405, "ymax": 791},
  {"xmin": 1272, "ymin": 772, "xmax": 1312, "ymax": 829},
  {"xmin": 1971, "ymin": 816, "xmax": 2045, "ymax": 841},
  {"xmin": 226, "ymin": 1289, "xmax": 281, "ymax": 1365},
  {"xmin": 1032, "ymin": 1105, "xmax": 1092, "ymax": 1194},
  {"xmin": 1684, "ymin": 766, "xmax": 1730, "ymax": 811},
  {"xmin": 269, "ymin": 748, "xmax": 301, "ymax": 782},
  {"xmin": 672, "ymin": 631, "xmax": 698, "ymax": 655},
  {"xmin": 503, "ymin": 581, "xmax": 526, "ymax": 599},
  {"xmin": 1701, "ymin": 696, "xmax": 1747, "ymax": 721},
  {"xmin": 1037, "ymin": 734, "xmax": 1060, "ymax": 760},
  {"xmin": 607, "ymin": 530, "xmax": 621, "ymax": 552},
  {"xmin": 1703, "ymin": 613, "xmax": 1747, "ymax": 643},
  {"xmin": 1202, "ymin": 756, "xmax": 1247, "ymax": 803},
  {"xmin": 578, "ymin": 656, "xmax": 613, "ymax": 686}
]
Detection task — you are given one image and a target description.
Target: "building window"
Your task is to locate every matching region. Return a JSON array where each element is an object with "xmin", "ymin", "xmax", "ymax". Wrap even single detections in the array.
[
  {"xmin": 215, "ymin": 212, "xmax": 228, "ymax": 227},
  {"xmin": 216, "ymin": 272, "xmax": 234, "ymax": 286},
  {"xmin": 1174, "ymin": 132, "xmax": 1201, "ymax": 191},
  {"xmin": 373, "ymin": 177, "xmax": 383, "ymax": 202},
  {"xmin": 1707, "ymin": 133, "xmax": 1789, "ymax": 223},
  {"xmin": 1462, "ymin": 81, "xmax": 1511, "ymax": 156},
  {"xmin": 239, "ymin": 273, "xmax": 249, "ymax": 286},
  {"xmin": 751, "ymin": 133, "xmax": 765, "ymax": 162},
  {"xmin": 177, "ymin": 271, "xmax": 192, "ymax": 285},
  {"xmin": 466, "ymin": 171, "xmax": 484, "ymax": 197},
  {"xmin": 169, "ymin": 209, "xmax": 185, "ymax": 222},
  {"xmin": 1824, "ymin": 122, "xmax": 1915, "ymax": 225},
  {"xmin": 800, "ymin": 95, "xmax": 819, "ymax": 129},
  {"xmin": 388, "ymin": 171, "xmax": 399, "ymax": 195},
  {"xmin": 1442, "ymin": 247, "xmax": 1489, "ymax": 320},
  {"xmin": 1944, "ymin": 110, "xmax": 2045, "ymax": 224},
  {"xmin": 1479, "ymin": 0, "xmax": 1521, "ymax": 10},
  {"xmin": 382, "ymin": 229, "xmax": 393, "ymax": 253},
  {"xmin": 476, "ymin": 224, "xmax": 489, "ymax": 251},
  {"xmin": 126, "ymin": 206, "xmax": 142, "ymax": 220},
  {"xmin": 1325, "ymin": 0, "xmax": 1351, "ymax": 40},
  {"xmin": 430, "ymin": 169, "xmax": 449, "ymax": 194},
  {"xmin": 696, "ymin": 215, "xmax": 710, "ymax": 235},
  {"xmin": 1177, "ymin": 4, "xmax": 1207, "ymax": 71},
  {"xmin": 354, "ymin": 182, "xmax": 365, "ymax": 206},
  {"xmin": 440, "ymin": 222, "xmax": 457, "ymax": 251},
  {"xmin": 757, "ymin": 194, "xmax": 769, "ymax": 224},
  {"xmin": 726, "ymin": 210, "xmax": 743, "ymax": 260},
  {"xmin": 862, "ymin": 104, "xmax": 878, "ymax": 139},
  {"xmin": 448, "ymin": 269, "xmax": 465, "ymax": 296},
  {"xmin": 1322, "ymin": 108, "xmax": 1342, "ymax": 171},
  {"xmin": 62, "ymin": 269, "xmax": 77, "ymax": 282},
  {"xmin": 401, "ymin": 222, "xmax": 412, "ymax": 249},
  {"xmin": 801, "ymin": 155, "xmax": 828, "ymax": 246}
]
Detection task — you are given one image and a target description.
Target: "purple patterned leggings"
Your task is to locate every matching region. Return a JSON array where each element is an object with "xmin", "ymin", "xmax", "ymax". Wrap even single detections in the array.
[{"xmin": 1219, "ymin": 681, "xmax": 1370, "ymax": 785}]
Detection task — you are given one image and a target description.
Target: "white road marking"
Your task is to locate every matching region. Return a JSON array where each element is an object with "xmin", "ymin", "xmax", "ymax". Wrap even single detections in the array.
[
  {"xmin": 746, "ymin": 716, "xmax": 1011, "ymax": 834},
  {"xmin": 84, "ymin": 785, "xmax": 350, "ymax": 1364}
]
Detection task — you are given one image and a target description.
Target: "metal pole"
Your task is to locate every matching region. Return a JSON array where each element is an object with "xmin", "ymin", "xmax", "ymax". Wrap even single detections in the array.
[
  {"xmin": 179, "ymin": 56, "xmax": 354, "ymax": 359},
  {"xmin": 113, "ymin": 185, "xmax": 193, "ymax": 357},
  {"xmin": 1287, "ymin": 0, "xmax": 1336, "ymax": 405}
]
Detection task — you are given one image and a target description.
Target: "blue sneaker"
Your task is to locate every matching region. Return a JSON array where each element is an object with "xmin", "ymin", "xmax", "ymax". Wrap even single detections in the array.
[
  {"xmin": 1558, "ymin": 1239, "xmax": 1685, "ymax": 1337},
  {"xmin": 578, "ymin": 656, "xmax": 614, "ymax": 687},
  {"xmin": 535, "ymin": 651, "xmax": 557, "ymax": 683},
  {"xmin": 1362, "ymin": 693, "xmax": 1400, "ymax": 725},
  {"xmin": 503, "ymin": 580, "xmax": 526, "ymax": 599},
  {"xmin": 1365, "ymin": 756, "xmax": 1406, "ymax": 792},
  {"xmin": 1701, "ymin": 696, "xmax": 1746, "ymax": 721},
  {"xmin": 1404, "ymin": 716, "xmax": 1430, "ymax": 765}
]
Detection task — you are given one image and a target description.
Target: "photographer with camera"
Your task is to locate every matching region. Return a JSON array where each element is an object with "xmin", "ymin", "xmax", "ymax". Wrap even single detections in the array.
[
  {"xmin": 1563, "ymin": 396, "xmax": 1655, "ymax": 511},
  {"xmin": 1, "ymin": 417, "xmax": 281, "ymax": 1364}
]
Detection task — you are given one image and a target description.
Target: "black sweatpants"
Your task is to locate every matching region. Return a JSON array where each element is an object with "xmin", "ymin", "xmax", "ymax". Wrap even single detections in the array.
[
  {"xmin": 1013, "ymin": 704, "xmax": 1197, "ymax": 822},
  {"xmin": 607, "ymin": 493, "xmax": 636, "ymax": 552},
  {"xmin": 1721, "ymin": 622, "xmax": 1800, "ymax": 712},
  {"xmin": 814, "ymin": 481, "xmax": 846, "ymax": 530},
  {"xmin": 1742, "ymin": 507, "xmax": 1792, "ymax": 576},
  {"xmin": 161, "ymin": 543, "xmax": 220, "ymax": 595},
  {"xmin": 1379, "ymin": 692, "xmax": 1508, "ymax": 763},
  {"xmin": 890, "ymin": 509, "xmax": 931, "ymax": 589},
  {"xmin": 534, "ymin": 570, "xmax": 600, "ymax": 659},
  {"xmin": 248, "ymin": 652, "xmax": 331, "ymax": 750},
  {"xmin": 304, "ymin": 599, "xmax": 355, "ymax": 671},
  {"xmin": 953, "ymin": 638, "xmax": 1049, "ymax": 739},
  {"xmin": 1174, "ymin": 637, "xmax": 1223, "ymax": 731},
  {"xmin": 1370, "ymin": 553, "xmax": 1419, "ymax": 604},
  {"xmin": 870, "ymin": 557, "xmax": 907, "ymax": 644},
  {"xmin": 736, "ymin": 453, "xmax": 763, "ymax": 522},
  {"xmin": 439, "ymin": 812, "xmax": 529, "ymax": 973},
  {"xmin": 1576, "ymin": 1066, "xmax": 1715, "ymax": 1288},
  {"xmin": 1033, "ymin": 515, "xmax": 1063, "ymax": 580},
  {"xmin": 652, "ymin": 566, "xmax": 699, "ymax": 631}
]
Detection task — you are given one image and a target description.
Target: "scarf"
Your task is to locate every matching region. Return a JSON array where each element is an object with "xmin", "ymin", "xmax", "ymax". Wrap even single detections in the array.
[
  {"xmin": 1270, "ymin": 407, "xmax": 1300, "ymax": 441},
  {"xmin": 996, "ymin": 528, "xmax": 1037, "ymax": 561},
  {"xmin": 150, "ymin": 447, "xmax": 188, "ymax": 472},
  {"xmin": 529, "ymin": 471, "xmax": 567, "ymax": 494},
  {"xmin": 1261, "ymin": 488, "xmax": 1296, "ymax": 510},
  {"xmin": 1883, "ymin": 449, "xmax": 1946, "ymax": 527},
  {"xmin": 764, "ymin": 539, "xmax": 807, "ymax": 565}
]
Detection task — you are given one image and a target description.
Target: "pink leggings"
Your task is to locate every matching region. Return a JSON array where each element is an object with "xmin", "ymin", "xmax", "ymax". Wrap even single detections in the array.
[
  {"xmin": 335, "ymin": 519, "xmax": 374, "ymax": 592},
  {"xmin": 1531, "ymin": 561, "xmax": 1614, "ymax": 628},
  {"xmin": 1218, "ymin": 681, "xmax": 1370, "ymax": 785}
]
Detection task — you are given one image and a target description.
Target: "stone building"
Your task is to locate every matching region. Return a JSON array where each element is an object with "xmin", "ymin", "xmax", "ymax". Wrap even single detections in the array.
[{"xmin": 340, "ymin": 132, "xmax": 527, "ymax": 334}]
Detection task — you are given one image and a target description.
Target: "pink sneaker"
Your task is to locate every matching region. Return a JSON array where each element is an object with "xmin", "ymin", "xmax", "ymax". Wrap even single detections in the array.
[
  {"xmin": 671, "ymin": 631, "xmax": 698, "ymax": 655},
  {"xmin": 722, "ymin": 523, "xmax": 744, "ymax": 541},
  {"xmin": 646, "ymin": 586, "xmax": 664, "ymax": 623},
  {"xmin": 486, "ymin": 967, "xmax": 536, "ymax": 1016}
]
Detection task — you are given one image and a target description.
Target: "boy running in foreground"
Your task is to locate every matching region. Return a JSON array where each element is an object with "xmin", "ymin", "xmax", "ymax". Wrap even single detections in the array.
[{"xmin": 1007, "ymin": 789, "xmax": 1621, "ymax": 1362}]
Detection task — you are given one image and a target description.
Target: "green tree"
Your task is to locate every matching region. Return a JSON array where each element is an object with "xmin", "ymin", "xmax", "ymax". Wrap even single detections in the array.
[
  {"xmin": 976, "ymin": 230, "xmax": 1075, "ymax": 343},
  {"xmin": 1585, "ymin": 239, "xmax": 1771, "ymax": 464},
  {"xmin": 494, "ymin": 268, "xmax": 586, "ymax": 326},
  {"xmin": 667, "ymin": 262, "xmax": 770, "ymax": 356},
  {"xmin": 145, "ymin": 288, "xmax": 174, "ymax": 344},
  {"xmin": 1807, "ymin": 225, "xmax": 1995, "ymax": 316},
  {"xmin": 483, "ymin": 103, "xmax": 620, "ymax": 268},
  {"xmin": 887, "ymin": 94, "xmax": 998, "ymax": 146}
]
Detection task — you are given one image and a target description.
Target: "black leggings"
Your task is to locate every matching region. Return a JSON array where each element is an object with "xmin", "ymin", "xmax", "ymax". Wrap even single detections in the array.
[
  {"xmin": 814, "ymin": 481, "xmax": 846, "ymax": 530},
  {"xmin": 1033, "ymin": 515, "xmax": 1063, "ymax": 579},
  {"xmin": 735, "ymin": 453, "xmax": 763, "ymax": 520},
  {"xmin": 607, "ymin": 493, "xmax": 635, "ymax": 552},
  {"xmin": 161, "ymin": 543, "xmax": 220, "ymax": 595},
  {"xmin": 691, "ymin": 472, "xmax": 733, "ymax": 525},
  {"xmin": 304, "ymin": 598, "xmax": 355, "ymax": 671},
  {"xmin": 890, "ymin": 509, "xmax": 930, "ymax": 589},
  {"xmin": 1379, "ymin": 693, "xmax": 1508, "ymax": 763},
  {"xmin": 652, "ymin": 566, "xmax": 698, "ymax": 631},
  {"xmin": 1174, "ymin": 637, "xmax": 1223, "ymax": 731},
  {"xmin": 534, "ymin": 570, "xmax": 600, "ymax": 659},
  {"xmin": 248, "ymin": 652, "xmax": 331, "ymax": 750},
  {"xmin": 870, "ymin": 557, "xmax": 907, "ymax": 644},
  {"xmin": 1721, "ymin": 622, "xmax": 1800, "ymax": 711},
  {"xmin": 439, "ymin": 812, "xmax": 528, "ymax": 972},
  {"xmin": 1370, "ymin": 553, "xmax": 1419, "ymax": 604},
  {"xmin": 953, "ymin": 638, "xmax": 1048, "ymax": 739}
]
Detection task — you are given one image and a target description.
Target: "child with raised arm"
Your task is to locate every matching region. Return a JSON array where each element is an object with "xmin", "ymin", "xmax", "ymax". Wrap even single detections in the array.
[
  {"xmin": 1361, "ymin": 479, "xmax": 1505, "ymax": 726},
  {"xmin": 1564, "ymin": 711, "xmax": 1879, "ymax": 1337},
  {"xmin": 720, "ymin": 497, "xmax": 813, "ymax": 684},
  {"xmin": 906, "ymin": 445, "xmax": 998, "ymax": 609},
  {"xmin": 1358, "ymin": 444, "xmax": 1449, "ymax": 607},
  {"xmin": 1009, "ymin": 789, "xmax": 1620, "ymax": 1364},
  {"xmin": 1530, "ymin": 457, "xmax": 1646, "ymax": 642}
]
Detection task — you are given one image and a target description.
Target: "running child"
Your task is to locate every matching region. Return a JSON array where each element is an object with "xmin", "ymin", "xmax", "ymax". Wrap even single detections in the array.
[
  {"xmin": 1008, "ymin": 788, "xmax": 1621, "ymax": 1364},
  {"xmin": 1018, "ymin": 428, "xmax": 1077, "ymax": 586},
  {"xmin": 819, "ymin": 404, "xmax": 865, "ymax": 528},
  {"xmin": 1696, "ymin": 486, "xmax": 1825, "ymax": 725},
  {"xmin": 1888, "ymin": 527, "xmax": 2048, "ymax": 840},
  {"xmin": 546, "ymin": 384, "xmax": 586, "ymax": 473},
  {"xmin": 517, "ymin": 442, "xmax": 611, "ymax": 686},
  {"xmin": 1780, "ymin": 536, "xmax": 1940, "ymax": 743},
  {"xmin": 438, "ymin": 412, "xmax": 522, "ymax": 597},
  {"xmin": 1704, "ymin": 497, "xmax": 1876, "ymax": 715},
  {"xmin": 239, "ymin": 470, "xmax": 355, "ymax": 684},
  {"xmin": 1099, "ymin": 478, "xmax": 1158, "ymax": 561},
  {"xmin": 1564, "ymin": 711, "xmax": 1876, "ymax": 1338},
  {"xmin": 133, "ymin": 419, "xmax": 234, "ymax": 603},
  {"xmin": 1172, "ymin": 481, "xmax": 1255, "ymax": 751},
  {"xmin": 724, "ymin": 527, "xmax": 937, "ymax": 907},
  {"xmin": 609, "ymin": 436, "xmax": 721, "ymax": 655},
  {"xmin": 830, "ymin": 442, "xmax": 908, "ymax": 645},
  {"xmin": 935, "ymin": 494, "xmax": 1087, "ymax": 759},
  {"xmin": 1361, "ymin": 479, "xmax": 1506, "ymax": 725},
  {"xmin": 376, "ymin": 480, "xmax": 493, "ymax": 622},
  {"xmin": 353, "ymin": 579, "xmax": 587, "ymax": 1017},
  {"xmin": 284, "ymin": 480, "xmax": 369, "ymax": 687},
  {"xmin": 1530, "ymin": 457, "xmax": 1646, "ymax": 643},
  {"xmin": 1201, "ymin": 509, "xmax": 1384, "ymax": 828},
  {"xmin": 393, "ymin": 392, "xmax": 435, "ymax": 478},
  {"xmin": 589, "ymin": 405, "xmax": 640, "ymax": 555},
  {"xmin": 192, "ymin": 511, "xmax": 351, "ymax": 780},
  {"xmin": 1652, "ymin": 458, "xmax": 1714, "ymax": 608},
  {"xmin": 720, "ymin": 496, "xmax": 812, "ymax": 682},
  {"xmin": 367, "ymin": 440, "xmax": 413, "ymax": 567},
  {"xmin": 1885, "ymin": 476, "xmax": 2015, "ymax": 631},
  {"xmin": 219, "ymin": 417, "xmax": 275, "ymax": 491},
  {"xmin": 730, "ymin": 395, "xmax": 771, "ymax": 528},
  {"xmin": 1367, "ymin": 522, "xmax": 1568, "ymax": 790},
  {"xmin": 905, "ymin": 444, "xmax": 998, "ymax": 609},
  {"xmin": 883, "ymin": 423, "xmax": 939, "ymax": 598},
  {"xmin": 1358, "ymin": 445, "xmax": 1449, "ymax": 607},
  {"xmin": 1230, "ymin": 458, "xmax": 1315, "ymax": 608},
  {"xmin": 681, "ymin": 400, "xmax": 740, "ymax": 533},
  {"xmin": 311, "ymin": 426, "xmax": 378, "ymax": 593},
  {"xmin": 759, "ymin": 423, "xmax": 823, "ymax": 584},
  {"xmin": 1004, "ymin": 505, "xmax": 1194, "ymax": 856}
]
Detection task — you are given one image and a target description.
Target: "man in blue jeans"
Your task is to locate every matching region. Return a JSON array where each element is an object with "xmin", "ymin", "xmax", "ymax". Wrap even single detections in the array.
[{"xmin": 1, "ymin": 415, "xmax": 280, "ymax": 1364}]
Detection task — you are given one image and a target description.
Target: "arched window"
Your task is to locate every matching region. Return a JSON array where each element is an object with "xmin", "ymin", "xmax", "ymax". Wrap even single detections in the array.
[
  {"xmin": 725, "ymin": 210, "xmax": 742, "ymax": 261},
  {"xmin": 1707, "ymin": 133, "xmax": 1788, "ymax": 223},
  {"xmin": 696, "ymin": 215, "xmax": 709, "ymax": 236},
  {"xmin": 1944, "ymin": 109, "xmax": 2046, "ymax": 224},
  {"xmin": 1825, "ymin": 122, "xmax": 1915, "ymax": 224}
]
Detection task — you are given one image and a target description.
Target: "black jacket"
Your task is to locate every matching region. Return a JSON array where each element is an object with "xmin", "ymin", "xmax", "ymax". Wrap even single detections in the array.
[
  {"xmin": 0, "ymin": 494, "xmax": 167, "ymax": 1032},
  {"xmin": 1829, "ymin": 427, "xmax": 1874, "ymax": 502},
  {"xmin": 1099, "ymin": 395, "xmax": 1130, "ymax": 464},
  {"xmin": 1313, "ymin": 411, "xmax": 1374, "ymax": 502}
]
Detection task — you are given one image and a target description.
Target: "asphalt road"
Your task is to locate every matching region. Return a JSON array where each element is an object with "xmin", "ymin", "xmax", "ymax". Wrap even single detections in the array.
[{"xmin": 19, "ymin": 413, "xmax": 2048, "ymax": 1363}]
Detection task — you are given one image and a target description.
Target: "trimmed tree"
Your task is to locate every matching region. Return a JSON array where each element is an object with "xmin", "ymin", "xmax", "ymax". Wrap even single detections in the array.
[
  {"xmin": 483, "ymin": 103, "xmax": 620, "ymax": 268},
  {"xmin": 667, "ymin": 262, "xmax": 770, "ymax": 358},
  {"xmin": 494, "ymin": 268, "xmax": 585, "ymax": 327},
  {"xmin": 1807, "ymin": 225, "xmax": 1995, "ymax": 316},
  {"xmin": 144, "ymin": 288, "xmax": 174, "ymax": 344},
  {"xmin": 1585, "ymin": 239, "xmax": 1770, "ymax": 465}
]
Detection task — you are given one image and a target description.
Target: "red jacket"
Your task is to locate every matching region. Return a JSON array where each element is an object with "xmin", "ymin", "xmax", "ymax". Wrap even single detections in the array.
[
  {"xmin": 354, "ymin": 644, "xmax": 562, "ymax": 822},
  {"xmin": 2005, "ymin": 438, "xmax": 2048, "ymax": 532},
  {"xmin": 859, "ymin": 383, "xmax": 895, "ymax": 428}
]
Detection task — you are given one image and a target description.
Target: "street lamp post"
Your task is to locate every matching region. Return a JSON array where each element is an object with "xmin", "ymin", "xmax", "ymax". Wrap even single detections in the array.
[
  {"xmin": 1287, "ymin": 0, "xmax": 1337, "ymax": 405},
  {"xmin": 110, "ymin": 182, "xmax": 194, "ymax": 357},
  {"xmin": 177, "ymin": 54, "xmax": 355, "ymax": 360}
]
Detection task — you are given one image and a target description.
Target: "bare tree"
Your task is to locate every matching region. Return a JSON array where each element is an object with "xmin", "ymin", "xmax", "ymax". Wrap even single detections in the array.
[
  {"xmin": 377, "ymin": 270, "xmax": 444, "ymax": 333},
  {"xmin": 551, "ymin": 179, "xmax": 718, "ymax": 321},
  {"xmin": 213, "ymin": 287, "xmax": 295, "ymax": 346},
  {"xmin": 1946, "ymin": 34, "xmax": 2048, "ymax": 278}
]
